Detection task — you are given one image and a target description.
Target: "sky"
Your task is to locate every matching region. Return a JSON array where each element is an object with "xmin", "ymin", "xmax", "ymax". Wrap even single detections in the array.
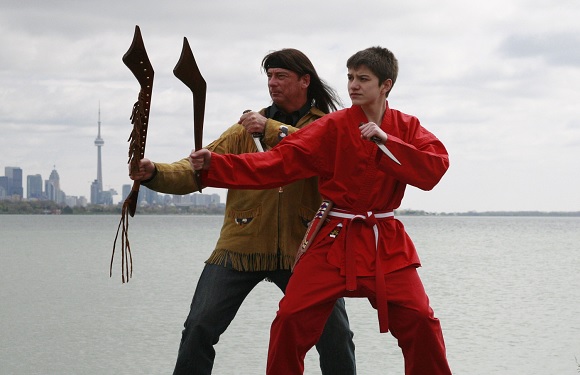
[{"xmin": 1, "ymin": 0, "xmax": 579, "ymax": 213}]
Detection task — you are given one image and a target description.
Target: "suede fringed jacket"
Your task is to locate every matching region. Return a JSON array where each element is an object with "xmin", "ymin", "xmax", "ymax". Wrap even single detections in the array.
[
  {"xmin": 201, "ymin": 103, "xmax": 450, "ymax": 277},
  {"xmin": 144, "ymin": 107, "xmax": 326, "ymax": 271}
]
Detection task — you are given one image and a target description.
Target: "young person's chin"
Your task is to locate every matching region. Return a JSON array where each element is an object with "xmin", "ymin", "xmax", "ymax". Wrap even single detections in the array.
[{"xmin": 350, "ymin": 97, "xmax": 366, "ymax": 106}]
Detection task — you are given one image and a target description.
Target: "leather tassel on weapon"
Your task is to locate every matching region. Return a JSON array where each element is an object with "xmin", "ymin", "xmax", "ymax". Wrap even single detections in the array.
[
  {"xmin": 111, "ymin": 25, "xmax": 154, "ymax": 283},
  {"xmin": 173, "ymin": 37, "xmax": 207, "ymax": 193}
]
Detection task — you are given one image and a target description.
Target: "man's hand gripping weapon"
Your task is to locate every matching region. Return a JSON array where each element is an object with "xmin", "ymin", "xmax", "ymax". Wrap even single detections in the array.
[{"xmin": 111, "ymin": 25, "xmax": 154, "ymax": 283}]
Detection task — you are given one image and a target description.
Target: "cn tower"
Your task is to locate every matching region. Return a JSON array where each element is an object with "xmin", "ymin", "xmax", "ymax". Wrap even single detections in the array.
[{"xmin": 94, "ymin": 104, "xmax": 104, "ymax": 193}]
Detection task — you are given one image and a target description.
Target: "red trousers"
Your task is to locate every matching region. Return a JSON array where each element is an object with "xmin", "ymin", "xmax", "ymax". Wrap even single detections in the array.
[{"xmin": 267, "ymin": 246, "xmax": 452, "ymax": 375}]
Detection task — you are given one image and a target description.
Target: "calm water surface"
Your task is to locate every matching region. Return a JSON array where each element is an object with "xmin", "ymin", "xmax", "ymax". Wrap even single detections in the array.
[{"xmin": 1, "ymin": 215, "xmax": 579, "ymax": 374}]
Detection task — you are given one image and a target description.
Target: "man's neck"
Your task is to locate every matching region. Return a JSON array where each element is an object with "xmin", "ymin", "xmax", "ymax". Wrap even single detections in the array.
[
  {"xmin": 275, "ymin": 102, "xmax": 306, "ymax": 114},
  {"xmin": 268, "ymin": 102, "xmax": 311, "ymax": 126}
]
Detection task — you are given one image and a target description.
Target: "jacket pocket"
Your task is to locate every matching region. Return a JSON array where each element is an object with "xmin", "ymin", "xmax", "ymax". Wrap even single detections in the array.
[{"xmin": 227, "ymin": 205, "xmax": 262, "ymax": 228}]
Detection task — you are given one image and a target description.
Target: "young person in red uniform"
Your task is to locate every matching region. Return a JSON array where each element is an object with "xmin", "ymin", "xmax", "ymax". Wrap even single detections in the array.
[{"xmin": 188, "ymin": 46, "xmax": 452, "ymax": 375}]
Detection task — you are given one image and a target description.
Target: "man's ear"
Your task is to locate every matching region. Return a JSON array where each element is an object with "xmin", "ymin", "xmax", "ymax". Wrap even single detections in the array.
[{"xmin": 301, "ymin": 74, "xmax": 311, "ymax": 89}]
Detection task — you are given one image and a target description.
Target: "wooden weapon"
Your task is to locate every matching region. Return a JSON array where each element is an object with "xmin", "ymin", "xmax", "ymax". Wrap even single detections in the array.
[
  {"xmin": 173, "ymin": 37, "xmax": 207, "ymax": 193},
  {"xmin": 110, "ymin": 28, "xmax": 206, "ymax": 283},
  {"xmin": 111, "ymin": 25, "xmax": 154, "ymax": 283}
]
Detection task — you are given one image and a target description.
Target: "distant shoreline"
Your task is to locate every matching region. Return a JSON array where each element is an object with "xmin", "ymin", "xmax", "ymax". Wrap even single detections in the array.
[
  {"xmin": 426, "ymin": 211, "xmax": 580, "ymax": 217},
  {"xmin": 0, "ymin": 200, "xmax": 578, "ymax": 217},
  {"xmin": 396, "ymin": 209, "xmax": 580, "ymax": 217}
]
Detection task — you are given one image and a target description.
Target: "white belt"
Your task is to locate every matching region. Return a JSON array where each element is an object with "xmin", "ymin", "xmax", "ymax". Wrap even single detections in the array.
[
  {"xmin": 328, "ymin": 209, "xmax": 394, "ymax": 253},
  {"xmin": 328, "ymin": 210, "xmax": 394, "ymax": 219}
]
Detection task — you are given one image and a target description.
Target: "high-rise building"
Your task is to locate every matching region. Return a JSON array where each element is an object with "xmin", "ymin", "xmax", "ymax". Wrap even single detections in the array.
[
  {"xmin": 0, "ymin": 176, "xmax": 8, "ymax": 199},
  {"xmin": 92, "ymin": 104, "xmax": 105, "ymax": 204},
  {"xmin": 27, "ymin": 174, "xmax": 43, "ymax": 199},
  {"xmin": 90, "ymin": 180, "xmax": 100, "ymax": 205},
  {"xmin": 140, "ymin": 185, "xmax": 159, "ymax": 206},
  {"xmin": 45, "ymin": 167, "xmax": 61, "ymax": 203},
  {"xmin": 5, "ymin": 167, "xmax": 23, "ymax": 198}
]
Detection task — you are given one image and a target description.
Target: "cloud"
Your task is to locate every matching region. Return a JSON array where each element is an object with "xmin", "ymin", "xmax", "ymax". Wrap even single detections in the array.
[
  {"xmin": 1, "ymin": 0, "xmax": 580, "ymax": 211},
  {"xmin": 499, "ymin": 32, "xmax": 580, "ymax": 66}
]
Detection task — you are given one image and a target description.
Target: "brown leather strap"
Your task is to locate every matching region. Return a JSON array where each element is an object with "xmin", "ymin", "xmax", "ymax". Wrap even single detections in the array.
[{"xmin": 292, "ymin": 200, "xmax": 333, "ymax": 270}]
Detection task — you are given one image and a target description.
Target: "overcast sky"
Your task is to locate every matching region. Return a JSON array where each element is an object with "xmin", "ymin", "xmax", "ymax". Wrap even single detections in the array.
[{"xmin": 1, "ymin": 0, "xmax": 579, "ymax": 213}]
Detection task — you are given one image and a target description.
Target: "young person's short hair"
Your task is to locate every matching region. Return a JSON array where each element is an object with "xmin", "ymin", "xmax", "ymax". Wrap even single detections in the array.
[{"xmin": 347, "ymin": 46, "xmax": 399, "ymax": 96}]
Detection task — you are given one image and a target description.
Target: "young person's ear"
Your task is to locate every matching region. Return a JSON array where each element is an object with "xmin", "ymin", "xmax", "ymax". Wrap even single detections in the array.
[{"xmin": 380, "ymin": 79, "xmax": 393, "ymax": 96}]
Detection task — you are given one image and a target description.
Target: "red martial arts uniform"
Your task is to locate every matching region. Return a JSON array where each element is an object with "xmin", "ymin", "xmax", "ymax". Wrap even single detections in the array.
[{"xmin": 202, "ymin": 102, "xmax": 452, "ymax": 375}]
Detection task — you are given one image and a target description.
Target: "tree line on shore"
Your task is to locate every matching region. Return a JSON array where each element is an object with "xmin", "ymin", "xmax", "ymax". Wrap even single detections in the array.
[
  {"xmin": 1, "ymin": 200, "xmax": 578, "ymax": 217},
  {"xmin": 0, "ymin": 200, "xmax": 225, "ymax": 215}
]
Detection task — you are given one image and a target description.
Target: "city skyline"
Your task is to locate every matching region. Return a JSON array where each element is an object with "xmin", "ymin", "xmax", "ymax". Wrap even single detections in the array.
[
  {"xmin": 1, "ymin": 106, "xmax": 222, "ymax": 206},
  {"xmin": 0, "ymin": 164, "xmax": 84, "ymax": 207},
  {"xmin": 0, "ymin": 162, "xmax": 221, "ymax": 209}
]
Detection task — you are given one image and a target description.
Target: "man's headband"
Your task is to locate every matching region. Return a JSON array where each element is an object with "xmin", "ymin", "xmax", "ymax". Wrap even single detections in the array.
[{"xmin": 265, "ymin": 56, "xmax": 292, "ymax": 71}]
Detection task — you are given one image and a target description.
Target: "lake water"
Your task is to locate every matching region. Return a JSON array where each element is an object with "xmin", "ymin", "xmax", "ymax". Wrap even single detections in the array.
[{"xmin": 1, "ymin": 214, "xmax": 579, "ymax": 374}]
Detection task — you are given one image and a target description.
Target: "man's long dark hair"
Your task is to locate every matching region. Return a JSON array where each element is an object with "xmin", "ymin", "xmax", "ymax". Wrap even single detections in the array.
[{"xmin": 262, "ymin": 48, "xmax": 342, "ymax": 113}]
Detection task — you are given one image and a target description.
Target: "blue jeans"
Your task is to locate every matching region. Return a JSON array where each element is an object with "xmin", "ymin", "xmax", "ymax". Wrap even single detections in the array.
[{"xmin": 173, "ymin": 263, "xmax": 356, "ymax": 374}]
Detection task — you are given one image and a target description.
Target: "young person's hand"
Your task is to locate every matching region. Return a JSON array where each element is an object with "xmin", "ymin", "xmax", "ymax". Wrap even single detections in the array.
[
  {"xmin": 359, "ymin": 122, "xmax": 387, "ymax": 143},
  {"xmin": 189, "ymin": 149, "xmax": 212, "ymax": 171}
]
